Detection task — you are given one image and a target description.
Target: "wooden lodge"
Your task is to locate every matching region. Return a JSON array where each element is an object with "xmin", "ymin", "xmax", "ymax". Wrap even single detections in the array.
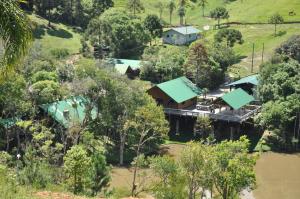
[{"xmin": 147, "ymin": 76, "xmax": 261, "ymax": 136}]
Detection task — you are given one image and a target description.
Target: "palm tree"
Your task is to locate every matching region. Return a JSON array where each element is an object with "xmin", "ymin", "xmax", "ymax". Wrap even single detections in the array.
[
  {"xmin": 0, "ymin": 0, "xmax": 32, "ymax": 75},
  {"xmin": 127, "ymin": 0, "xmax": 144, "ymax": 16},
  {"xmin": 167, "ymin": 0, "xmax": 176, "ymax": 25},
  {"xmin": 178, "ymin": 6, "xmax": 185, "ymax": 25},
  {"xmin": 199, "ymin": 0, "xmax": 208, "ymax": 17}
]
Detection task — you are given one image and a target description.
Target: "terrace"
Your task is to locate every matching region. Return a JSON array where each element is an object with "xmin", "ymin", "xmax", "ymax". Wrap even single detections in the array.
[{"xmin": 164, "ymin": 88, "xmax": 261, "ymax": 123}]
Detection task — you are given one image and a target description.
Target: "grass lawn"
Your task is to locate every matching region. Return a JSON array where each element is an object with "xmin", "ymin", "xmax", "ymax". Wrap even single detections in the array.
[
  {"xmin": 29, "ymin": 14, "xmax": 82, "ymax": 55},
  {"xmin": 205, "ymin": 23, "xmax": 300, "ymax": 76}
]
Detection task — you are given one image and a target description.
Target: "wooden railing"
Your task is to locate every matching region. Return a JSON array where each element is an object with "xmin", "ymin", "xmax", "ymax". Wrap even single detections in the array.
[{"xmin": 164, "ymin": 106, "xmax": 261, "ymax": 123}]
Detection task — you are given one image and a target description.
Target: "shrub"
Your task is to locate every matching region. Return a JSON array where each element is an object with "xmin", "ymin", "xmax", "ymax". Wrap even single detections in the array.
[{"xmin": 50, "ymin": 48, "xmax": 70, "ymax": 59}]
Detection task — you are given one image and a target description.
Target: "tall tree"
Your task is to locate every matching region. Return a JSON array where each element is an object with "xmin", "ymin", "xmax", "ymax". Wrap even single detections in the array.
[
  {"xmin": 124, "ymin": 97, "xmax": 169, "ymax": 196},
  {"xmin": 144, "ymin": 15, "xmax": 163, "ymax": 45},
  {"xmin": 155, "ymin": 2, "xmax": 165, "ymax": 20},
  {"xmin": 0, "ymin": 0, "xmax": 32, "ymax": 76},
  {"xmin": 167, "ymin": 0, "xmax": 176, "ymax": 25},
  {"xmin": 127, "ymin": 0, "xmax": 144, "ymax": 16},
  {"xmin": 210, "ymin": 7, "xmax": 229, "ymax": 29},
  {"xmin": 91, "ymin": 0, "xmax": 114, "ymax": 18},
  {"xmin": 178, "ymin": 6, "xmax": 186, "ymax": 25},
  {"xmin": 269, "ymin": 13, "xmax": 284, "ymax": 36},
  {"xmin": 199, "ymin": 0, "xmax": 208, "ymax": 17}
]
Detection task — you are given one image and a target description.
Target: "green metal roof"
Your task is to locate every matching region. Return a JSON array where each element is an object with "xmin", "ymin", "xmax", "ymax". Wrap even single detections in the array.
[
  {"xmin": 110, "ymin": 59, "xmax": 142, "ymax": 74},
  {"xmin": 221, "ymin": 88, "xmax": 255, "ymax": 110},
  {"xmin": 40, "ymin": 96, "xmax": 97, "ymax": 128},
  {"xmin": 227, "ymin": 74, "xmax": 258, "ymax": 86},
  {"xmin": 156, "ymin": 76, "xmax": 202, "ymax": 103}
]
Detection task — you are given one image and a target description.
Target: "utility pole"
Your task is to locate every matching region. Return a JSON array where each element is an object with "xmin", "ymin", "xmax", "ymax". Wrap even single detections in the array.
[
  {"xmin": 262, "ymin": 43, "xmax": 265, "ymax": 64},
  {"xmin": 251, "ymin": 43, "xmax": 255, "ymax": 73}
]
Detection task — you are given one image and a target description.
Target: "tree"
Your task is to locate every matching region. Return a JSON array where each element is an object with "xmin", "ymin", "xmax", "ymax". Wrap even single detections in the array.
[
  {"xmin": 213, "ymin": 136, "xmax": 257, "ymax": 199},
  {"xmin": 184, "ymin": 42, "xmax": 224, "ymax": 89},
  {"xmin": 144, "ymin": 15, "xmax": 163, "ymax": 45},
  {"xmin": 155, "ymin": 2, "xmax": 165, "ymax": 20},
  {"xmin": 269, "ymin": 13, "xmax": 284, "ymax": 36},
  {"xmin": 141, "ymin": 45, "xmax": 186, "ymax": 83},
  {"xmin": 149, "ymin": 155, "xmax": 186, "ymax": 199},
  {"xmin": 0, "ymin": 0, "xmax": 32, "ymax": 76},
  {"xmin": 64, "ymin": 145, "xmax": 91, "ymax": 194},
  {"xmin": 180, "ymin": 142, "xmax": 208, "ymax": 199},
  {"xmin": 85, "ymin": 8, "xmax": 150, "ymax": 57},
  {"xmin": 178, "ymin": 6, "xmax": 186, "ymax": 25},
  {"xmin": 91, "ymin": 0, "xmax": 114, "ymax": 18},
  {"xmin": 127, "ymin": 0, "xmax": 144, "ymax": 15},
  {"xmin": 275, "ymin": 35, "xmax": 300, "ymax": 62},
  {"xmin": 257, "ymin": 59, "xmax": 300, "ymax": 147},
  {"xmin": 210, "ymin": 7, "xmax": 229, "ymax": 29},
  {"xmin": 194, "ymin": 116, "xmax": 213, "ymax": 138},
  {"xmin": 167, "ymin": 0, "xmax": 176, "ymax": 25},
  {"xmin": 199, "ymin": 0, "xmax": 208, "ymax": 17},
  {"xmin": 214, "ymin": 29, "xmax": 243, "ymax": 47},
  {"xmin": 124, "ymin": 97, "xmax": 169, "ymax": 196}
]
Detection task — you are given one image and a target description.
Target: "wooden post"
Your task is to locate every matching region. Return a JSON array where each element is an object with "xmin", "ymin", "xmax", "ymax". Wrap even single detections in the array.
[
  {"xmin": 251, "ymin": 43, "xmax": 255, "ymax": 73},
  {"xmin": 176, "ymin": 119, "xmax": 180, "ymax": 135},
  {"xmin": 237, "ymin": 124, "xmax": 241, "ymax": 137},
  {"xmin": 230, "ymin": 126, "xmax": 234, "ymax": 140},
  {"xmin": 262, "ymin": 43, "xmax": 265, "ymax": 64}
]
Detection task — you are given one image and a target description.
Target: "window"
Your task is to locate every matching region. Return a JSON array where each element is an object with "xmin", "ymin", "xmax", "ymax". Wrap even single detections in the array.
[{"xmin": 167, "ymin": 34, "xmax": 169, "ymax": 38}]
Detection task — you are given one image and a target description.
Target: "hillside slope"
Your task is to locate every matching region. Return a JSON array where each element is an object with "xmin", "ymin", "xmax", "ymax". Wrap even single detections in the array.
[{"xmin": 29, "ymin": 14, "xmax": 82, "ymax": 55}]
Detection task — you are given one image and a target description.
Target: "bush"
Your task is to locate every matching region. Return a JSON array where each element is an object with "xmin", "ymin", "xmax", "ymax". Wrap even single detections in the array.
[
  {"xmin": 50, "ymin": 48, "xmax": 70, "ymax": 59},
  {"xmin": 31, "ymin": 70, "xmax": 58, "ymax": 83}
]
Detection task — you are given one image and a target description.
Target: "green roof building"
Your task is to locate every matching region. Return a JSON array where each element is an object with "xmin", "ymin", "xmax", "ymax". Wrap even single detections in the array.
[
  {"xmin": 40, "ymin": 96, "xmax": 97, "ymax": 128},
  {"xmin": 220, "ymin": 88, "xmax": 255, "ymax": 110},
  {"xmin": 227, "ymin": 74, "xmax": 259, "ymax": 96},
  {"xmin": 148, "ymin": 76, "xmax": 202, "ymax": 109},
  {"xmin": 108, "ymin": 59, "xmax": 142, "ymax": 78}
]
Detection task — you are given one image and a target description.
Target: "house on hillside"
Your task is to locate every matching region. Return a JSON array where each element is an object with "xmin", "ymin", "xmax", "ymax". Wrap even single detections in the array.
[
  {"xmin": 227, "ymin": 74, "xmax": 259, "ymax": 96},
  {"xmin": 147, "ymin": 76, "xmax": 202, "ymax": 109},
  {"xmin": 40, "ymin": 97, "xmax": 97, "ymax": 129},
  {"xmin": 162, "ymin": 26, "xmax": 201, "ymax": 45},
  {"xmin": 108, "ymin": 59, "xmax": 142, "ymax": 78}
]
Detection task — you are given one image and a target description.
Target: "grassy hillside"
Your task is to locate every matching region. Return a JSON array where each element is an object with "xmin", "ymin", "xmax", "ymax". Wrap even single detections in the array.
[
  {"xmin": 114, "ymin": 0, "xmax": 300, "ymax": 27},
  {"xmin": 29, "ymin": 14, "xmax": 82, "ymax": 55}
]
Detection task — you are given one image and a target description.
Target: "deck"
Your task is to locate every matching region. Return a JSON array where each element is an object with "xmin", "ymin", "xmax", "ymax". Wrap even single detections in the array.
[{"xmin": 164, "ymin": 105, "xmax": 261, "ymax": 123}]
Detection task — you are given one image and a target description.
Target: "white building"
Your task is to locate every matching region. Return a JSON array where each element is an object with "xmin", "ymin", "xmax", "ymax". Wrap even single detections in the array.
[{"xmin": 162, "ymin": 26, "xmax": 201, "ymax": 45}]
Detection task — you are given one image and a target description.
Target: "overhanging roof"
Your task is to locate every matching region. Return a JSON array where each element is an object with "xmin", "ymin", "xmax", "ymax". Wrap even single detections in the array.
[
  {"xmin": 109, "ymin": 59, "xmax": 142, "ymax": 74},
  {"xmin": 40, "ymin": 96, "xmax": 97, "ymax": 128},
  {"xmin": 221, "ymin": 88, "xmax": 254, "ymax": 110},
  {"xmin": 227, "ymin": 74, "xmax": 258, "ymax": 87},
  {"xmin": 168, "ymin": 26, "xmax": 201, "ymax": 35},
  {"xmin": 155, "ymin": 76, "xmax": 202, "ymax": 103}
]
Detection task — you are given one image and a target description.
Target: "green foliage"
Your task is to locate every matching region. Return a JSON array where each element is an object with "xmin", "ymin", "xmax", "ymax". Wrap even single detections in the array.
[
  {"xmin": 143, "ymin": 14, "xmax": 163, "ymax": 42},
  {"xmin": 275, "ymin": 35, "xmax": 300, "ymax": 62},
  {"xmin": 257, "ymin": 59, "xmax": 300, "ymax": 146},
  {"xmin": 64, "ymin": 145, "xmax": 92, "ymax": 194},
  {"xmin": 210, "ymin": 7, "xmax": 229, "ymax": 28},
  {"xmin": 213, "ymin": 136, "xmax": 257, "ymax": 199},
  {"xmin": 50, "ymin": 48, "xmax": 70, "ymax": 59},
  {"xmin": 31, "ymin": 70, "xmax": 58, "ymax": 83},
  {"xmin": 269, "ymin": 13, "xmax": 284, "ymax": 36},
  {"xmin": 214, "ymin": 29, "xmax": 243, "ymax": 47},
  {"xmin": 149, "ymin": 155, "xmax": 186, "ymax": 199},
  {"xmin": 19, "ymin": 145, "xmax": 53, "ymax": 188},
  {"xmin": 85, "ymin": 8, "xmax": 150, "ymax": 57},
  {"xmin": 31, "ymin": 80, "xmax": 62, "ymax": 104},
  {"xmin": 141, "ymin": 46, "xmax": 187, "ymax": 83},
  {"xmin": 150, "ymin": 137, "xmax": 257, "ymax": 199},
  {"xmin": 185, "ymin": 42, "xmax": 224, "ymax": 90},
  {"xmin": 167, "ymin": 0, "xmax": 176, "ymax": 24},
  {"xmin": 210, "ymin": 43, "xmax": 237, "ymax": 70},
  {"xmin": 127, "ymin": 0, "xmax": 145, "ymax": 15},
  {"xmin": 0, "ymin": 0, "xmax": 32, "ymax": 76},
  {"xmin": 194, "ymin": 116, "xmax": 213, "ymax": 138}
]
